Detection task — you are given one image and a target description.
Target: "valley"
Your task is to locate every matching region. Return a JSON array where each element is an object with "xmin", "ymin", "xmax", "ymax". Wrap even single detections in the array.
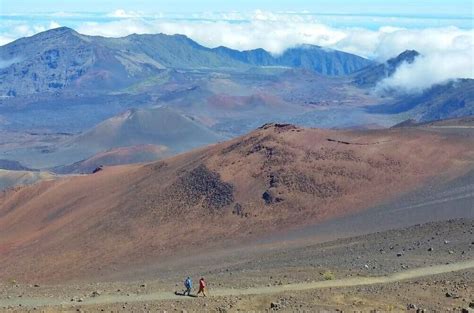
[{"xmin": 0, "ymin": 23, "xmax": 473, "ymax": 312}]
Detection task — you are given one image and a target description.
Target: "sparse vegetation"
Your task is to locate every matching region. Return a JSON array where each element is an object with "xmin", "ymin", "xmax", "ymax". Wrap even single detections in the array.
[{"xmin": 322, "ymin": 271, "xmax": 335, "ymax": 280}]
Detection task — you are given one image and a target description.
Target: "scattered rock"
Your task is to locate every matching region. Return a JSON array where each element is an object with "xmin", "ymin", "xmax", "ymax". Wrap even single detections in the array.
[
  {"xmin": 427, "ymin": 247, "xmax": 434, "ymax": 252},
  {"xmin": 91, "ymin": 290, "xmax": 101, "ymax": 297},
  {"xmin": 140, "ymin": 284, "xmax": 147, "ymax": 288},
  {"xmin": 407, "ymin": 303, "xmax": 417, "ymax": 310},
  {"xmin": 270, "ymin": 301, "xmax": 282, "ymax": 310},
  {"xmin": 262, "ymin": 190, "xmax": 283, "ymax": 205},
  {"xmin": 445, "ymin": 292, "xmax": 460, "ymax": 299}
]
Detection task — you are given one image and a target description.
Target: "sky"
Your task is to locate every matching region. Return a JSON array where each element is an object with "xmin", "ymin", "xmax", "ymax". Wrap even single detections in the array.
[
  {"xmin": 2, "ymin": 0, "xmax": 473, "ymax": 17},
  {"xmin": 0, "ymin": 0, "xmax": 473, "ymax": 93}
]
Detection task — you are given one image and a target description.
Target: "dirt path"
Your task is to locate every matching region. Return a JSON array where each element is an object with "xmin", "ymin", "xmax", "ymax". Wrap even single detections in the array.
[{"xmin": 2, "ymin": 260, "xmax": 473, "ymax": 309}]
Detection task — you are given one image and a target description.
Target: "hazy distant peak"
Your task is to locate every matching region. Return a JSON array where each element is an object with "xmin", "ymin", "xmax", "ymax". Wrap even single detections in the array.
[
  {"xmin": 33, "ymin": 26, "xmax": 80, "ymax": 39},
  {"xmin": 387, "ymin": 50, "xmax": 420, "ymax": 67}
]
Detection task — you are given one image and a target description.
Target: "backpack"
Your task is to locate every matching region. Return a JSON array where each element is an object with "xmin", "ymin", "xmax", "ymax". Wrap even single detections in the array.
[{"xmin": 185, "ymin": 278, "xmax": 192, "ymax": 289}]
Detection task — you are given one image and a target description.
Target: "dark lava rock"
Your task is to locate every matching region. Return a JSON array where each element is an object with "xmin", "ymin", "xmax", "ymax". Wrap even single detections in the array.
[
  {"xmin": 168, "ymin": 165, "xmax": 234, "ymax": 211},
  {"xmin": 92, "ymin": 166, "xmax": 103, "ymax": 174},
  {"xmin": 262, "ymin": 190, "xmax": 283, "ymax": 205},
  {"xmin": 445, "ymin": 292, "xmax": 460, "ymax": 298}
]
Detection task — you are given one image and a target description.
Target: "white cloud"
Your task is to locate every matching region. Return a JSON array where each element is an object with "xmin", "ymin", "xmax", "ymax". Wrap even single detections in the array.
[
  {"xmin": 50, "ymin": 11, "xmax": 77, "ymax": 17},
  {"xmin": 49, "ymin": 21, "xmax": 61, "ymax": 29},
  {"xmin": 71, "ymin": 13, "xmax": 473, "ymax": 58},
  {"xmin": 372, "ymin": 27, "xmax": 474, "ymax": 93},
  {"xmin": 78, "ymin": 20, "xmax": 150, "ymax": 37},
  {"xmin": 0, "ymin": 20, "xmax": 62, "ymax": 44},
  {"xmin": 376, "ymin": 51, "xmax": 474, "ymax": 94},
  {"xmin": 0, "ymin": 35, "xmax": 15, "ymax": 46},
  {"xmin": 107, "ymin": 9, "xmax": 143, "ymax": 18}
]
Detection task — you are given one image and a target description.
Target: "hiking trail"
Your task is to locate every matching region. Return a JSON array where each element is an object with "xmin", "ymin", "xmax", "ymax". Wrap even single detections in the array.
[{"xmin": 1, "ymin": 260, "xmax": 473, "ymax": 309}]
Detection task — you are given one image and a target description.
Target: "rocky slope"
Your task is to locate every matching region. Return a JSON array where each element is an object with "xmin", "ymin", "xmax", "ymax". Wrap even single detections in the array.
[{"xmin": 0, "ymin": 123, "xmax": 472, "ymax": 282}]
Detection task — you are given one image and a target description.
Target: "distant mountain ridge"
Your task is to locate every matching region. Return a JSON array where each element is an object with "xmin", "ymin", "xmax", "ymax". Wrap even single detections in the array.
[
  {"xmin": 0, "ymin": 27, "xmax": 374, "ymax": 96},
  {"xmin": 213, "ymin": 44, "xmax": 372, "ymax": 75},
  {"xmin": 368, "ymin": 79, "xmax": 474, "ymax": 121}
]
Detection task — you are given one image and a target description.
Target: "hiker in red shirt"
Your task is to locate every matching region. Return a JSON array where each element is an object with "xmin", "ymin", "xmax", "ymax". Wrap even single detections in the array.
[{"xmin": 197, "ymin": 277, "xmax": 207, "ymax": 297}]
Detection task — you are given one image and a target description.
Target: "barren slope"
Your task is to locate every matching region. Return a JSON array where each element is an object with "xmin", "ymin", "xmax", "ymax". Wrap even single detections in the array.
[
  {"xmin": 52, "ymin": 144, "xmax": 170, "ymax": 174},
  {"xmin": 0, "ymin": 124, "xmax": 473, "ymax": 282}
]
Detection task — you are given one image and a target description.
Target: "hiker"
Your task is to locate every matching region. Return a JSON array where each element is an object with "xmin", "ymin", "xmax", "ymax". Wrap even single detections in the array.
[
  {"xmin": 197, "ymin": 277, "xmax": 207, "ymax": 297},
  {"xmin": 184, "ymin": 276, "xmax": 192, "ymax": 296}
]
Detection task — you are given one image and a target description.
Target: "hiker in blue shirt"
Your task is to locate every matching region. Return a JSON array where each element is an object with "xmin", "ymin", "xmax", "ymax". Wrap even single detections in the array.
[{"xmin": 184, "ymin": 277, "xmax": 192, "ymax": 296}]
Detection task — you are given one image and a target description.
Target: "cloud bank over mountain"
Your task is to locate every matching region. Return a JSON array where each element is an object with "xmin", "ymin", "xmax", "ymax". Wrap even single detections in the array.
[
  {"xmin": 376, "ymin": 50, "xmax": 474, "ymax": 94},
  {"xmin": 1, "ymin": 10, "xmax": 473, "ymax": 92}
]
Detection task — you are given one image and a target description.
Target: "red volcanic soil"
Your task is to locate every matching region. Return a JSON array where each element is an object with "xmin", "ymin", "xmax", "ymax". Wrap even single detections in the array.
[{"xmin": 0, "ymin": 124, "xmax": 473, "ymax": 282}]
